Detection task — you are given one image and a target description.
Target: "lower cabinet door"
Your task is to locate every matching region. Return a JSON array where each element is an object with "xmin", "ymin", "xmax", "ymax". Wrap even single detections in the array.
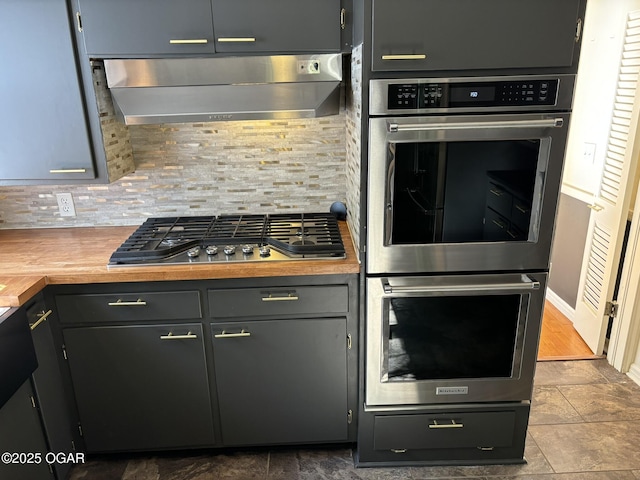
[
  {"xmin": 212, "ymin": 318, "xmax": 348, "ymax": 446},
  {"xmin": 63, "ymin": 324, "xmax": 214, "ymax": 452},
  {"xmin": 0, "ymin": 381, "xmax": 54, "ymax": 480},
  {"xmin": 30, "ymin": 306, "xmax": 77, "ymax": 480}
]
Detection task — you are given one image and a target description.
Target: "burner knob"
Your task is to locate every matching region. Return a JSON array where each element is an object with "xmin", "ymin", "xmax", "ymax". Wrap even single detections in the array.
[
  {"xmin": 242, "ymin": 244, "xmax": 254, "ymax": 255},
  {"xmin": 187, "ymin": 247, "xmax": 200, "ymax": 258},
  {"xmin": 223, "ymin": 245, "xmax": 236, "ymax": 256},
  {"xmin": 259, "ymin": 245, "xmax": 271, "ymax": 257},
  {"xmin": 205, "ymin": 246, "xmax": 218, "ymax": 256}
]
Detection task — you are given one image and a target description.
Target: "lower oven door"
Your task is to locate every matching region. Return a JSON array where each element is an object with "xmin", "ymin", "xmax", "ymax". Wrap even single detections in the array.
[{"xmin": 365, "ymin": 272, "xmax": 546, "ymax": 408}]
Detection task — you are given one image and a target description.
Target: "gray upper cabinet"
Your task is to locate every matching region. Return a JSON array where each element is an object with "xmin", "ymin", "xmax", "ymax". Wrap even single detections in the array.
[
  {"xmin": 212, "ymin": 0, "xmax": 342, "ymax": 53},
  {"xmin": 75, "ymin": 0, "xmax": 343, "ymax": 57},
  {"xmin": 0, "ymin": 0, "xmax": 96, "ymax": 182},
  {"xmin": 371, "ymin": 0, "xmax": 584, "ymax": 72},
  {"xmin": 77, "ymin": 0, "xmax": 215, "ymax": 56}
]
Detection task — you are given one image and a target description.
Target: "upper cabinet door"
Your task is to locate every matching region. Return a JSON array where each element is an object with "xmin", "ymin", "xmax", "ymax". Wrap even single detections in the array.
[
  {"xmin": 372, "ymin": 0, "xmax": 584, "ymax": 72},
  {"xmin": 77, "ymin": 0, "xmax": 215, "ymax": 56},
  {"xmin": 212, "ymin": 0, "xmax": 342, "ymax": 53},
  {"xmin": 0, "ymin": 0, "xmax": 96, "ymax": 182}
]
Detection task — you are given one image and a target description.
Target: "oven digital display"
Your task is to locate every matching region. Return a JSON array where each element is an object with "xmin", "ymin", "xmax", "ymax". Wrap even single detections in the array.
[{"xmin": 450, "ymin": 85, "xmax": 496, "ymax": 105}]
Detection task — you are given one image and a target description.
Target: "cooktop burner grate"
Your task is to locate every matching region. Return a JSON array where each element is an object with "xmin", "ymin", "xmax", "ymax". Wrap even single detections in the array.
[
  {"xmin": 266, "ymin": 213, "xmax": 344, "ymax": 254},
  {"xmin": 109, "ymin": 213, "xmax": 345, "ymax": 265}
]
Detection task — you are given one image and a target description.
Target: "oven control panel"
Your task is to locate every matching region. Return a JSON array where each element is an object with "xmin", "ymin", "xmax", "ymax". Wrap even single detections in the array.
[{"xmin": 388, "ymin": 79, "xmax": 559, "ymax": 110}]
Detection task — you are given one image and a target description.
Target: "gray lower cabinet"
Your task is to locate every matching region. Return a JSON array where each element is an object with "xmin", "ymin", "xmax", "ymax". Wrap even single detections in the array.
[
  {"xmin": 27, "ymin": 295, "xmax": 78, "ymax": 480},
  {"xmin": 63, "ymin": 323, "xmax": 215, "ymax": 453},
  {"xmin": 53, "ymin": 276, "xmax": 357, "ymax": 453},
  {"xmin": 0, "ymin": 0, "xmax": 95, "ymax": 183},
  {"xmin": 212, "ymin": 318, "xmax": 348, "ymax": 446},
  {"xmin": 208, "ymin": 280, "xmax": 356, "ymax": 446},
  {"xmin": 371, "ymin": 0, "xmax": 585, "ymax": 72},
  {"xmin": 0, "ymin": 381, "xmax": 54, "ymax": 480}
]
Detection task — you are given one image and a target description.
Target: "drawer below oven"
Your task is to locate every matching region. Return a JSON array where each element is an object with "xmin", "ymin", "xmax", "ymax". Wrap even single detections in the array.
[
  {"xmin": 374, "ymin": 411, "xmax": 515, "ymax": 450},
  {"xmin": 357, "ymin": 403, "xmax": 530, "ymax": 466}
]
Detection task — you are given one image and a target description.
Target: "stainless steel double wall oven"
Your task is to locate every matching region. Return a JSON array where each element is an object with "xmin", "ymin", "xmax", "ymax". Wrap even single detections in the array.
[{"xmin": 364, "ymin": 74, "xmax": 574, "ymax": 408}]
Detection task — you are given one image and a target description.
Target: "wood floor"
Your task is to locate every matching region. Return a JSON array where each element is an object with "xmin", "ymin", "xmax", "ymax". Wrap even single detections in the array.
[{"xmin": 537, "ymin": 300, "xmax": 602, "ymax": 361}]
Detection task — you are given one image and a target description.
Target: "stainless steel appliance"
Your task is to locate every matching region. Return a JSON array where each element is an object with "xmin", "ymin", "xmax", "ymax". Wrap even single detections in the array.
[
  {"xmin": 367, "ymin": 75, "xmax": 574, "ymax": 274},
  {"xmin": 364, "ymin": 75, "xmax": 575, "ymax": 402},
  {"xmin": 103, "ymin": 54, "xmax": 343, "ymax": 124},
  {"xmin": 358, "ymin": 73, "xmax": 576, "ymax": 465},
  {"xmin": 365, "ymin": 273, "xmax": 546, "ymax": 407},
  {"xmin": 108, "ymin": 213, "xmax": 346, "ymax": 266}
]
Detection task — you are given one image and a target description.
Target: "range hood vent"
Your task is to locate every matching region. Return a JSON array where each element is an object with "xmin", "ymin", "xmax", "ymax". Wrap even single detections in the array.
[{"xmin": 103, "ymin": 55, "xmax": 343, "ymax": 125}]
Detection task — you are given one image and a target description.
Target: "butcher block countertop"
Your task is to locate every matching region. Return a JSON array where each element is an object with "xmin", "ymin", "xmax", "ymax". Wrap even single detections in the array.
[{"xmin": 0, "ymin": 221, "xmax": 360, "ymax": 307}]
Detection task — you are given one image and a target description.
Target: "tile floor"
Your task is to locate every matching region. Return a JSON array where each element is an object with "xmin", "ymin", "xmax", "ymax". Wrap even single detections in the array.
[{"xmin": 69, "ymin": 359, "xmax": 640, "ymax": 480}]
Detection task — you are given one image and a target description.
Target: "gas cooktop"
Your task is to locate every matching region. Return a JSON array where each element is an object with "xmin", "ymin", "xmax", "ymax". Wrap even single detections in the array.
[{"xmin": 108, "ymin": 213, "xmax": 346, "ymax": 267}]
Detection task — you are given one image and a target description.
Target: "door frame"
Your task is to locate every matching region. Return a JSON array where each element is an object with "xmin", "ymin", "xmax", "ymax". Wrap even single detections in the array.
[{"xmin": 609, "ymin": 188, "xmax": 640, "ymax": 374}]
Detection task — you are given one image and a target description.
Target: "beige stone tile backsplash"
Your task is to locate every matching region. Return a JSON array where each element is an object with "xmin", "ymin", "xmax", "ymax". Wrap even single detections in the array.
[{"xmin": 0, "ymin": 114, "xmax": 348, "ymax": 229}]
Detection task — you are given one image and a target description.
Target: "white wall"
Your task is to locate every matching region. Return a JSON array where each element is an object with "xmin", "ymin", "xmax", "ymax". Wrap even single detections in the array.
[{"xmin": 562, "ymin": 0, "xmax": 640, "ymax": 202}]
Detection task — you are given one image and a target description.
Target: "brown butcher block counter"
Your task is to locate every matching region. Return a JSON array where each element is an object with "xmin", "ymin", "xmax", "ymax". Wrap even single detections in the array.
[{"xmin": 0, "ymin": 222, "xmax": 360, "ymax": 307}]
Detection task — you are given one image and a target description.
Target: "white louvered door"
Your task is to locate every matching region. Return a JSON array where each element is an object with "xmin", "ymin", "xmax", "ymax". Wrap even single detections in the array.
[{"xmin": 573, "ymin": 10, "xmax": 640, "ymax": 354}]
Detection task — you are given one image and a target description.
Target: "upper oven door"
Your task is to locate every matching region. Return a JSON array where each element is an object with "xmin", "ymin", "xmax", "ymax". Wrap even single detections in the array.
[{"xmin": 366, "ymin": 112, "xmax": 569, "ymax": 274}]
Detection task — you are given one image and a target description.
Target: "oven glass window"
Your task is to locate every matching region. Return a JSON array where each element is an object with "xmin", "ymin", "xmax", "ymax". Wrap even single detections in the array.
[
  {"xmin": 390, "ymin": 140, "xmax": 541, "ymax": 244},
  {"xmin": 385, "ymin": 294, "xmax": 521, "ymax": 381}
]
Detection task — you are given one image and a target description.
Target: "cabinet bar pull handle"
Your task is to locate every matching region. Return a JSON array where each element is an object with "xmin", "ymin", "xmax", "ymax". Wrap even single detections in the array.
[
  {"xmin": 160, "ymin": 331, "xmax": 198, "ymax": 340},
  {"xmin": 107, "ymin": 299, "xmax": 147, "ymax": 306},
  {"xmin": 382, "ymin": 54, "xmax": 426, "ymax": 61},
  {"xmin": 489, "ymin": 188, "xmax": 504, "ymax": 197},
  {"xmin": 49, "ymin": 168, "xmax": 87, "ymax": 174},
  {"xmin": 169, "ymin": 39, "xmax": 209, "ymax": 44},
  {"xmin": 390, "ymin": 449, "xmax": 407, "ymax": 453},
  {"xmin": 214, "ymin": 329, "xmax": 251, "ymax": 338},
  {"xmin": 429, "ymin": 420, "xmax": 464, "ymax": 429},
  {"xmin": 340, "ymin": 8, "xmax": 346, "ymax": 30},
  {"xmin": 515, "ymin": 204, "xmax": 529, "ymax": 213},
  {"xmin": 262, "ymin": 293, "xmax": 299, "ymax": 302},
  {"xmin": 217, "ymin": 37, "xmax": 256, "ymax": 43},
  {"xmin": 30, "ymin": 309, "xmax": 53, "ymax": 331}
]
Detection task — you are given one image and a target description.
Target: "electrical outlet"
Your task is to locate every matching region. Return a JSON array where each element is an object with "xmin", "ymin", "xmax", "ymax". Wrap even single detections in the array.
[
  {"xmin": 56, "ymin": 193, "xmax": 76, "ymax": 217},
  {"xmin": 297, "ymin": 60, "xmax": 320, "ymax": 74}
]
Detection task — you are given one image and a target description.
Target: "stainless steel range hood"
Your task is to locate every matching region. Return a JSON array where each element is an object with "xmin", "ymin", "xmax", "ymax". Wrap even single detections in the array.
[{"xmin": 103, "ymin": 54, "xmax": 343, "ymax": 125}]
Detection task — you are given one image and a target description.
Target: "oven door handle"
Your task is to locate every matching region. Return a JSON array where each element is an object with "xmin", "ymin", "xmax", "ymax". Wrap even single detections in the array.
[
  {"xmin": 387, "ymin": 118, "xmax": 564, "ymax": 133},
  {"xmin": 383, "ymin": 276, "xmax": 540, "ymax": 294}
]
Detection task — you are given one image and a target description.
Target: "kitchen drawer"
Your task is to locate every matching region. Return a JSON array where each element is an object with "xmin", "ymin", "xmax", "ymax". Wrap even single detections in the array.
[
  {"xmin": 208, "ymin": 285, "xmax": 349, "ymax": 318},
  {"xmin": 56, "ymin": 291, "xmax": 202, "ymax": 324},
  {"xmin": 374, "ymin": 411, "xmax": 516, "ymax": 451}
]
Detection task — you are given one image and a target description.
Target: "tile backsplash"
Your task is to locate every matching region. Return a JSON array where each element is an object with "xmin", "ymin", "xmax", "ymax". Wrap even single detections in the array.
[{"xmin": 0, "ymin": 114, "xmax": 347, "ymax": 229}]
